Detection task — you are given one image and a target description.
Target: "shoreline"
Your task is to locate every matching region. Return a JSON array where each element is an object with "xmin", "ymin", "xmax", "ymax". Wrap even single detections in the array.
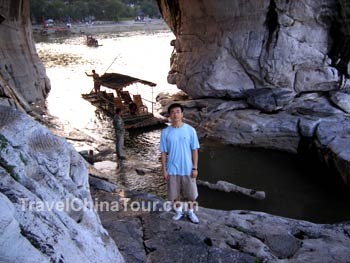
[{"xmin": 32, "ymin": 19, "xmax": 171, "ymax": 36}]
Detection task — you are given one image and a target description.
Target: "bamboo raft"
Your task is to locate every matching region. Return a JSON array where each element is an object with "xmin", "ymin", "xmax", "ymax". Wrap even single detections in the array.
[{"xmin": 82, "ymin": 73, "xmax": 166, "ymax": 129}]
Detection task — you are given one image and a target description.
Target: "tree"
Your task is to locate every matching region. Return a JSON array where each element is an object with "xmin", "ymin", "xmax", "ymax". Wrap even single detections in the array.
[
  {"xmin": 139, "ymin": 0, "xmax": 159, "ymax": 18},
  {"xmin": 45, "ymin": 0, "xmax": 65, "ymax": 21},
  {"xmin": 30, "ymin": 0, "xmax": 48, "ymax": 23},
  {"xmin": 30, "ymin": 0, "xmax": 160, "ymax": 23}
]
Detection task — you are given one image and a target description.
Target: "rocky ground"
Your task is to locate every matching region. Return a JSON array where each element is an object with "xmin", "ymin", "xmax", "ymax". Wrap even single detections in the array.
[
  {"xmin": 91, "ymin": 179, "xmax": 350, "ymax": 263},
  {"xmin": 43, "ymin": 90, "xmax": 350, "ymax": 263},
  {"xmin": 2, "ymin": 100, "xmax": 350, "ymax": 263}
]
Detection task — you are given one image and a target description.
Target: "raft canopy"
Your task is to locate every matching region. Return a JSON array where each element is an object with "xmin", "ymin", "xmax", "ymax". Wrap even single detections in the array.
[{"xmin": 98, "ymin": 73, "xmax": 157, "ymax": 90}]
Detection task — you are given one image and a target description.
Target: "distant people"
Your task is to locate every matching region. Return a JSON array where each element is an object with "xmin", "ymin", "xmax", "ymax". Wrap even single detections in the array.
[
  {"xmin": 160, "ymin": 103, "xmax": 200, "ymax": 224},
  {"xmin": 85, "ymin": 70, "xmax": 100, "ymax": 93},
  {"xmin": 113, "ymin": 108, "xmax": 126, "ymax": 160}
]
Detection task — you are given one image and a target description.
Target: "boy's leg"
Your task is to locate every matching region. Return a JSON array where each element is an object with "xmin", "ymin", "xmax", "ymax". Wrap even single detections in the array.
[
  {"xmin": 182, "ymin": 176, "xmax": 199, "ymax": 224},
  {"xmin": 167, "ymin": 176, "xmax": 184, "ymax": 220}
]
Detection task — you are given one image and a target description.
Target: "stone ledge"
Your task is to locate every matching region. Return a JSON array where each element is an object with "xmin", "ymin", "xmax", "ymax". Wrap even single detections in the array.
[{"xmin": 93, "ymin": 188, "xmax": 350, "ymax": 263}]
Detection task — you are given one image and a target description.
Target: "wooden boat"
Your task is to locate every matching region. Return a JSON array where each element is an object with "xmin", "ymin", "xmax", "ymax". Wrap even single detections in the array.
[
  {"xmin": 86, "ymin": 35, "xmax": 99, "ymax": 47},
  {"xmin": 82, "ymin": 72, "xmax": 166, "ymax": 129}
]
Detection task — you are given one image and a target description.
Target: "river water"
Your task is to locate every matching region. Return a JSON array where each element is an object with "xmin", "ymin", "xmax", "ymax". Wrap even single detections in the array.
[{"xmin": 35, "ymin": 28, "xmax": 350, "ymax": 224}]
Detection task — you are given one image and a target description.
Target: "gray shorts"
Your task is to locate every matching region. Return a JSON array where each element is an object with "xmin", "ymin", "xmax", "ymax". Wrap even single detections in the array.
[{"xmin": 167, "ymin": 175, "xmax": 198, "ymax": 201}]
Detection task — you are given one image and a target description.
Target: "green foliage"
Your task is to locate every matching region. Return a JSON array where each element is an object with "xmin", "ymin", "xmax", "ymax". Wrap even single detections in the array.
[
  {"xmin": 0, "ymin": 134, "xmax": 19, "ymax": 181},
  {"xmin": 0, "ymin": 158, "xmax": 18, "ymax": 181},
  {"xmin": 30, "ymin": 0, "xmax": 47, "ymax": 23},
  {"xmin": 138, "ymin": 0, "xmax": 159, "ymax": 17},
  {"xmin": 30, "ymin": 0, "xmax": 160, "ymax": 23},
  {"xmin": 0, "ymin": 134, "xmax": 8, "ymax": 150},
  {"xmin": 20, "ymin": 153, "xmax": 28, "ymax": 166}
]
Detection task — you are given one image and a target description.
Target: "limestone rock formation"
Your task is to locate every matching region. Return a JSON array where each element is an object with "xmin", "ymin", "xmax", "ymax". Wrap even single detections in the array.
[
  {"xmin": 0, "ymin": 1, "xmax": 50, "ymax": 110},
  {"xmin": 330, "ymin": 90, "xmax": 350, "ymax": 113},
  {"xmin": 245, "ymin": 88, "xmax": 294, "ymax": 113},
  {"xmin": 158, "ymin": 0, "xmax": 350, "ymax": 99},
  {"xmin": 0, "ymin": 106, "xmax": 124, "ymax": 263}
]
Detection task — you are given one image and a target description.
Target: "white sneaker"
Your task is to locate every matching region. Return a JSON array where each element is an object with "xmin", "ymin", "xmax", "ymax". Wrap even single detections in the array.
[
  {"xmin": 172, "ymin": 211, "xmax": 184, "ymax": 221},
  {"xmin": 187, "ymin": 210, "xmax": 199, "ymax": 224}
]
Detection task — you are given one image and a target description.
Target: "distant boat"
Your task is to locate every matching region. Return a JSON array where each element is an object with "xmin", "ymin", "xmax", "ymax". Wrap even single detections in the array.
[
  {"xmin": 82, "ymin": 73, "xmax": 166, "ymax": 129},
  {"xmin": 86, "ymin": 35, "xmax": 99, "ymax": 47}
]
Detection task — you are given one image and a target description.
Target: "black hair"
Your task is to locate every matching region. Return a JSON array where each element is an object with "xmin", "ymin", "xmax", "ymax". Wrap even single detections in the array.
[
  {"xmin": 167, "ymin": 103, "xmax": 184, "ymax": 114},
  {"xmin": 115, "ymin": 108, "xmax": 122, "ymax": 114}
]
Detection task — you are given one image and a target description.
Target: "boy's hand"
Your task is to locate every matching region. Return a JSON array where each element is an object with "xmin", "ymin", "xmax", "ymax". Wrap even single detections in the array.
[
  {"xmin": 163, "ymin": 171, "xmax": 169, "ymax": 181},
  {"xmin": 191, "ymin": 170, "xmax": 198, "ymax": 178}
]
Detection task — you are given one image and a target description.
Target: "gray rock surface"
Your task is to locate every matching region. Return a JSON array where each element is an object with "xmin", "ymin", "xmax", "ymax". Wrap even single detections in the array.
[
  {"xmin": 330, "ymin": 91, "xmax": 350, "ymax": 113},
  {"xmin": 89, "ymin": 175, "xmax": 118, "ymax": 192},
  {"xmin": 245, "ymin": 88, "xmax": 294, "ymax": 112},
  {"xmin": 288, "ymin": 95, "xmax": 344, "ymax": 117},
  {"xmin": 158, "ymin": 0, "xmax": 349, "ymax": 99},
  {"xmin": 0, "ymin": 193, "xmax": 49, "ymax": 263},
  {"xmin": 94, "ymin": 189, "xmax": 350, "ymax": 263},
  {"xmin": 0, "ymin": 106, "xmax": 124, "ymax": 263},
  {"xmin": 327, "ymin": 136, "xmax": 350, "ymax": 185}
]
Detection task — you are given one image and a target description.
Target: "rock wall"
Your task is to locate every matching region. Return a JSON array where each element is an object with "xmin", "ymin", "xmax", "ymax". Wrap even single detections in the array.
[
  {"xmin": 157, "ymin": 0, "xmax": 350, "ymax": 185},
  {"xmin": 0, "ymin": 0, "xmax": 50, "ymax": 109},
  {"xmin": 158, "ymin": 0, "xmax": 350, "ymax": 98},
  {"xmin": 0, "ymin": 105, "xmax": 124, "ymax": 263}
]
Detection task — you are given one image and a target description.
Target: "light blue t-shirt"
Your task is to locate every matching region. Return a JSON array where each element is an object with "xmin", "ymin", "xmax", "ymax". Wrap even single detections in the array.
[{"xmin": 160, "ymin": 123, "xmax": 200, "ymax": 176}]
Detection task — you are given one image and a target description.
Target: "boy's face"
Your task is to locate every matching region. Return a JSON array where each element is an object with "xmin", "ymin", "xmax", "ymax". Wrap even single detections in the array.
[{"xmin": 169, "ymin": 107, "xmax": 183, "ymax": 122}]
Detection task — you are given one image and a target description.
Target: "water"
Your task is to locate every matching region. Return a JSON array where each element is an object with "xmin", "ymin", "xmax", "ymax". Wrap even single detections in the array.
[
  {"xmin": 197, "ymin": 139, "xmax": 350, "ymax": 223},
  {"xmin": 36, "ymin": 30, "xmax": 350, "ymax": 224},
  {"xmin": 36, "ymin": 30, "xmax": 177, "ymax": 135}
]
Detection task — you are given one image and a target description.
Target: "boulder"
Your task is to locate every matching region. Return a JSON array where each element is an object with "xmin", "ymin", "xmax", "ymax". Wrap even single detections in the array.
[
  {"xmin": 264, "ymin": 234, "xmax": 301, "ymax": 259},
  {"xmin": 245, "ymin": 88, "xmax": 294, "ymax": 112},
  {"xmin": 327, "ymin": 136, "xmax": 350, "ymax": 185},
  {"xmin": 315, "ymin": 117, "xmax": 350, "ymax": 146},
  {"xmin": 206, "ymin": 109, "xmax": 300, "ymax": 153},
  {"xmin": 158, "ymin": 0, "xmax": 347, "ymax": 98},
  {"xmin": 0, "ymin": 106, "xmax": 124, "ymax": 263},
  {"xmin": 294, "ymin": 67, "xmax": 340, "ymax": 93},
  {"xmin": 89, "ymin": 175, "xmax": 118, "ymax": 193},
  {"xmin": 330, "ymin": 91, "xmax": 350, "ymax": 113},
  {"xmin": 288, "ymin": 95, "xmax": 344, "ymax": 117}
]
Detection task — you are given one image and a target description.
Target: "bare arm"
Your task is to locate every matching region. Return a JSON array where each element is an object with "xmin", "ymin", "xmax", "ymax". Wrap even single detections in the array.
[
  {"xmin": 85, "ymin": 72, "xmax": 92, "ymax": 77},
  {"xmin": 161, "ymin": 152, "xmax": 168, "ymax": 180},
  {"xmin": 191, "ymin": 149, "xmax": 198, "ymax": 178}
]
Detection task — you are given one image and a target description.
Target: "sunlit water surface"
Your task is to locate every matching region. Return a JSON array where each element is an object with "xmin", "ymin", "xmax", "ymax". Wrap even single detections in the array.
[{"xmin": 36, "ymin": 31, "xmax": 350, "ymax": 223}]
